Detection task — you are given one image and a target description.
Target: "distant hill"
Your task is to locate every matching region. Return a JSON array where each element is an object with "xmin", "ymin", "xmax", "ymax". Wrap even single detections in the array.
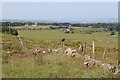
[
  {"xmin": 0, "ymin": 19, "xmax": 54, "ymax": 23},
  {"xmin": 0, "ymin": 18, "xmax": 118, "ymax": 23}
]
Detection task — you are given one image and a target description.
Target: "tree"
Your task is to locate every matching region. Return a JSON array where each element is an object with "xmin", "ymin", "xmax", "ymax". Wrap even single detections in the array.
[
  {"xmin": 107, "ymin": 26, "xmax": 114, "ymax": 31},
  {"xmin": 12, "ymin": 29, "xmax": 18, "ymax": 36},
  {"xmin": 2, "ymin": 27, "xmax": 18, "ymax": 36}
]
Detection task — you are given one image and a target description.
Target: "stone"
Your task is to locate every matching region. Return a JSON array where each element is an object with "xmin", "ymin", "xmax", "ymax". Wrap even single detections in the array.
[
  {"xmin": 65, "ymin": 48, "xmax": 72, "ymax": 55},
  {"xmin": 43, "ymin": 51, "xmax": 46, "ymax": 54},
  {"xmin": 33, "ymin": 48, "xmax": 40, "ymax": 55}
]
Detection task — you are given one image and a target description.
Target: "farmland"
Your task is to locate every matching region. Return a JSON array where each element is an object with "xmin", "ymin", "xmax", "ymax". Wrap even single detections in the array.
[
  {"xmin": 18, "ymin": 29, "xmax": 118, "ymax": 48},
  {"xmin": 2, "ymin": 26, "xmax": 119, "ymax": 78},
  {"xmin": 1, "ymin": 1, "xmax": 119, "ymax": 78}
]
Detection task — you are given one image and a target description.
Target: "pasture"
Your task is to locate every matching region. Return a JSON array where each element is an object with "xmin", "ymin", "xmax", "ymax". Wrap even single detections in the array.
[
  {"xmin": 13, "ymin": 26, "xmax": 50, "ymax": 29},
  {"xmin": 18, "ymin": 29, "xmax": 118, "ymax": 48},
  {"xmin": 2, "ymin": 26, "xmax": 119, "ymax": 78}
]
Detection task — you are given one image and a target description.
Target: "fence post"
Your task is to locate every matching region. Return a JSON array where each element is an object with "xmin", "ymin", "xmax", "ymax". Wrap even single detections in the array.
[
  {"xmin": 93, "ymin": 39, "xmax": 95, "ymax": 58},
  {"xmin": 84, "ymin": 42, "xmax": 86, "ymax": 54},
  {"xmin": 103, "ymin": 42, "xmax": 108, "ymax": 59}
]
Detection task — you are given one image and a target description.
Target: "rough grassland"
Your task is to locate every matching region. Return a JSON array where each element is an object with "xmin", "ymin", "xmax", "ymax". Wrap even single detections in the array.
[
  {"xmin": 2, "ymin": 30, "xmax": 118, "ymax": 78},
  {"xmin": 3, "ymin": 53, "xmax": 117, "ymax": 78}
]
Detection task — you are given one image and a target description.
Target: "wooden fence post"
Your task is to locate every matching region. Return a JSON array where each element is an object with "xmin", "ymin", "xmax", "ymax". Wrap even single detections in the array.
[
  {"xmin": 81, "ymin": 44, "xmax": 84, "ymax": 54},
  {"xmin": 84, "ymin": 42, "xmax": 86, "ymax": 54},
  {"xmin": 103, "ymin": 42, "xmax": 108, "ymax": 59},
  {"xmin": 61, "ymin": 38, "xmax": 65, "ymax": 54}
]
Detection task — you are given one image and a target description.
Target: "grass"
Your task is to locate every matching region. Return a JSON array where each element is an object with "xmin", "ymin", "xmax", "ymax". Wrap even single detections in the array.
[
  {"xmin": 13, "ymin": 25, "xmax": 50, "ymax": 29},
  {"xmin": 18, "ymin": 30, "xmax": 118, "ymax": 48},
  {"xmin": 2, "ymin": 27, "xmax": 118, "ymax": 78},
  {"xmin": 2, "ymin": 53, "xmax": 117, "ymax": 78},
  {"xmin": 2, "ymin": 33, "xmax": 22, "ymax": 51}
]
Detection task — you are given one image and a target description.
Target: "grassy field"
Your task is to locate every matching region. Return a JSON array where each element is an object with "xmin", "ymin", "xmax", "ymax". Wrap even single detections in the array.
[
  {"xmin": 18, "ymin": 30, "xmax": 118, "ymax": 48},
  {"xmin": 3, "ymin": 52, "xmax": 117, "ymax": 78},
  {"xmin": 13, "ymin": 26, "xmax": 50, "ymax": 29},
  {"xmin": 2, "ymin": 26, "xmax": 118, "ymax": 78}
]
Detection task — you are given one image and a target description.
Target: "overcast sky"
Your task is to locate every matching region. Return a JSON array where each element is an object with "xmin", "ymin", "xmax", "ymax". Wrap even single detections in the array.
[{"xmin": 2, "ymin": 2, "xmax": 118, "ymax": 22}]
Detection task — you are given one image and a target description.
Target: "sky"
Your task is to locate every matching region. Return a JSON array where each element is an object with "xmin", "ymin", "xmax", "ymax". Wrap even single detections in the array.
[
  {"xmin": 1, "ymin": 2, "xmax": 118, "ymax": 22},
  {"xmin": 1, "ymin": 0, "xmax": 119, "ymax": 2}
]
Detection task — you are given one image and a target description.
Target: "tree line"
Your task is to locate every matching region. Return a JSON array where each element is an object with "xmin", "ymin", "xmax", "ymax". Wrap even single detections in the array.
[
  {"xmin": 0, "ymin": 22, "xmax": 119, "ymax": 32},
  {"xmin": 1, "ymin": 26, "xmax": 18, "ymax": 36}
]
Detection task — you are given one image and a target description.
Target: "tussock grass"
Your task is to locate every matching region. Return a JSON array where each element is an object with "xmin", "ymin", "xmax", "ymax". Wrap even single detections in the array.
[{"xmin": 2, "ymin": 52, "xmax": 117, "ymax": 78}]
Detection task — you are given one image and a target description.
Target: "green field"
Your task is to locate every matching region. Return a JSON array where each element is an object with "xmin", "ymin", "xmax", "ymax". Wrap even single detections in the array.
[
  {"xmin": 2, "ymin": 26, "xmax": 118, "ymax": 78},
  {"xmin": 18, "ymin": 30, "xmax": 118, "ymax": 48}
]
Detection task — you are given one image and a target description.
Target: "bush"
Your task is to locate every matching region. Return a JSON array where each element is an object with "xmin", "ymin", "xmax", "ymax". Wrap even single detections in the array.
[
  {"xmin": 71, "ymin": 31, "xmax": 74, "ymax": 33},
  {"xmin": 110, "ymin": 31, "xmax": 116, "ymax": 35},
  {"xmin": 49, "ymin": 26, "xmax": 58, "ymax": 30},
  {"xmin": 2, "ymin": 27, "xmax": 18, "ymax": 36}
]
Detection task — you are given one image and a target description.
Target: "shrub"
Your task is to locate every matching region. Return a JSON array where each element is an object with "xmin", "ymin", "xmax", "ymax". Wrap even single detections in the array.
[
  {"xmin": 2, "ymin": 27, "xmax": 18, "ymax": 36},
  {"xmin": 110, "ymin": 31, "xmax": 116, "ymax": 35}
]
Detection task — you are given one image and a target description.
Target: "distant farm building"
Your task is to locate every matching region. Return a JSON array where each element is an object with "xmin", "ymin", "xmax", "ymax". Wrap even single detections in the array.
[
  {"xmin": 25, "ymin": 24, "xmax": 29, "ymax": 26},
  {"xmin": 32, "ymin": 23, "xmax": 37, "ymax": 26},
  {"xmin": 89, "ymin": 26, "xmax": 92, "ymax": 28},
  {"xmin": 64, "ymin": 28, "xmax": 74, "ymax": 33}
]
